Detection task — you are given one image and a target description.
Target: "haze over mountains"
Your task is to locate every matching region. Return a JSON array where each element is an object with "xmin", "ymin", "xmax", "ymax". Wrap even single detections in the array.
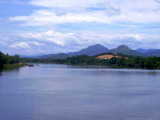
[
  {"xmin": 35, "ymin": 44, "xmax": 109, "ymax": 59},
  {"xmin": 135, "ymin": 48, "xmax": 158, "ymax": 53},
  {"xmin": 144, "ymin": 50, "xmax": 160, "ymax": 57},
  {"xmin": 21, "ymin": 44, "xmax": 160, "ymax": 59},
  {"xmin": 37, "ymin": 53, "xmax": 69, "ymax": 59}
]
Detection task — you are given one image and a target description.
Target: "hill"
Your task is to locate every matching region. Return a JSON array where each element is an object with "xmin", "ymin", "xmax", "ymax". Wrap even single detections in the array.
[
  {"xmin": 109, "ymin": 45, "xmax": 144, "ymax": 56},
  {"xmin": 19, "ymin": 53, "xmax": 46, "ymax": 58},
  {"xmin": 135, "ymin": 48, "xmax": 158, "ymax": 53},
  {"xmin": 144, "ymin": 50, "xmax": 160, "ymax": 57},
  {"xmin": 37, "ymin": 53, "xmax": 69, "ymax": 59},
  {"xmin": 23, "ymin": 44, "xmax": 160, "ymax": 59},
  {"xmin": 67, "ymin": 44, "xmax": 109, "ymax": 56}
]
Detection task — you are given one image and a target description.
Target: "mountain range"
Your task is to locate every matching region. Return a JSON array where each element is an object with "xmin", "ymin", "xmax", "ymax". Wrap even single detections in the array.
[
  {"xmin": 144, "ymin": 50, "xmax": 160, "ymax": 57},
  {"xmin": 67, "ymin": 44, "xmax": 109, "ymax": 57},
  {"xmin": 135, "ymin": 48, "xmax": 158, "ymax": 53},
  {"xmin": 20, "ymin": 44, "xmax": 160, "ymax": 59},
  {"xmin": 37, "ymin": 53, "xmax": 69, "ymax": 59}
]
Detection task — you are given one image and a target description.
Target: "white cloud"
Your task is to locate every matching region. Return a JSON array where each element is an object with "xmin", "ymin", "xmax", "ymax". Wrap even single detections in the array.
[
  {"xmin": 11, "ymin": 42, "xmax": 30, "ymax": 49},
  {"xmin": 155, "ymin": 0, "xmax": 160, "ymax": 3},
  {"xmin": 118, "ymin": 24, "xmax": 137, "ymax": 28},
  {"xmin": 8, "ymin": 0, "xmax": 160, "ymax": 26},
  {"xmin": 9, "ymin": 10, "xmax": 110, "ymax": 26},
  {"xmin": 103, "ymin": 2, "xmax": 121, "ymax": 16},
  {"xmin": 28, "ymin": 42, "xmax": 44, "ymax": 46},
  {"xmin": 20, "ymin": 29, "xmax": 79, "ymax": 46},
  {"xmin": 18, "ymin": 29, "xmax": 160, "ymax": 50},
  {"xmin": 3, "ymin": 0, "xmax": 160, "ymax": 54},
  {"xmin": 1, "ymin": 30, "xmax": 160, "ymax": 55},
  {"xmin": 30, "ymin": 0, "xmax": 102, "ymax": 8}
]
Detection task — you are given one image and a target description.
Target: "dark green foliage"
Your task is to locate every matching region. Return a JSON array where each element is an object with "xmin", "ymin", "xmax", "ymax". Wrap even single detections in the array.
[
  {"xmin": 156, "ymin": 61, "xmax": 160, "ymax": 69},
  {"xmin": 20, "ymin": 53, "xmax": 160, "ymax": 70},
  {"xmin": 0, "ymin": 52, "xmax": 3, "ymax": 70},
  {"xmin": 116, "ymin": 58, "xmax": 125, "ymax": 67},
  {"xmin": 144, "ymin": 57, "xmax": 156, "ymax": 69},
  {"xmin": 0, "ymin": 51, "xmax": 20, "ymax": 70}
]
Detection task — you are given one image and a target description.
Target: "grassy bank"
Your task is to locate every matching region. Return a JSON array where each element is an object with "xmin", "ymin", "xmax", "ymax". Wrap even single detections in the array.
[{"xmin": 3, "ymin": 63, "xmax": 25, "ymax": 70}]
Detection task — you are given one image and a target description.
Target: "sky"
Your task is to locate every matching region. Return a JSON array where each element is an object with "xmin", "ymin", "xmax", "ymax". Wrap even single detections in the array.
[{"xmin": 0, "ymin": 0, "xmax": 160, "ymax": 55}]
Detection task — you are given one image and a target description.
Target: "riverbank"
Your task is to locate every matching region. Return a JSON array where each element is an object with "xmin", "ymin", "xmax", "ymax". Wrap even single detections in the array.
[{"xmin": 2, "ymin": 63, "xmax": 25, "ymax": 70}]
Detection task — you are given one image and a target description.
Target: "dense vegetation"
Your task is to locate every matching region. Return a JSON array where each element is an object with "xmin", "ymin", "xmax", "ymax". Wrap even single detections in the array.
[
  {"xmin": 0, "ymin": 51, "xmax": 22, "ymax": 70},
  {"xmin": 20, "ymin": 53, "xmax": 160, "ymax": 69}
]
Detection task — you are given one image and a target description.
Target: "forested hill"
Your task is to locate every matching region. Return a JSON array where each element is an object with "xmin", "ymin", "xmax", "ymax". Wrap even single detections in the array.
[
  {"xmin": 67, "ymin": 44, "xmax": 109, "ymax": 56},
  {"xmin": 109, "ymin": 45, "xmax": 144, "ymax": 56}
]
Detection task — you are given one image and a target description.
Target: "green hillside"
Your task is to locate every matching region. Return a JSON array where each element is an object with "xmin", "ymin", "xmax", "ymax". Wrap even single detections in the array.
[{"xmin": 109, "ymin": 45, "xmax": 144, "ymax": 56}]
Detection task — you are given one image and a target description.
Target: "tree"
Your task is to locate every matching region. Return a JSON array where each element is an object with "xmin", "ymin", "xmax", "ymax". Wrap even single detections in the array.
[
  {"xmin": 109, "ymin": 57, "xmax": 117, "ymax": 65},
  {"xmin": 156, "ymin": 61, "xmax": 160, "ymax": 69},
  {"xmin": 0, "ymin": 52, "xmax": 4, "ymax": 69},
  {"xmin": 144, "ymin": 58, "xmax": 156, "ymax": 69},
  {"xmin": 13, "ymin": 54, "xmax": 19, "ymax": 63},
  {"xmin": 116, "ymin": 58, "xmax": 125, "ymax": 67}
]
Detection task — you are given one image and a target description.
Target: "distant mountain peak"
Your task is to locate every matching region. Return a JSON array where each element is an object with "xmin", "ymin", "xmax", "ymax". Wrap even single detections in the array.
[
  {"xmin": 67, "ymin": 44, "xmax": 109, "ymax": 56},
  {"xmin": 135, "ymin": 48, "xmax": 158, "ymax": 53},
  {"xmin": 37, "ymin": 53, "xmax": 69, "ymax": 59},
  {"xmin": 109, "ymin": 45, "xmax": 144, "ymax": 56},
  {"xmin": 116, "ymin": 45, "xmax": 131, "ymax": 50},
  {"xmin": 87, "ymin": 44, "xmax": 104, "ymax": 48}
]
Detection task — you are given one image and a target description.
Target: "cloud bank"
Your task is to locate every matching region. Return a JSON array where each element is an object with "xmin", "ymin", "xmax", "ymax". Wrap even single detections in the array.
[
  {"xmin": 9, "ymin": 0, "xmax": 160, "ymax": 26},
  {"xmin": 1, "ymin": 0, "xmax": 160, "ymax": 55},
  {"xmin": 1, "ymin": 29, "xmax": 160, "ymax": 55}
]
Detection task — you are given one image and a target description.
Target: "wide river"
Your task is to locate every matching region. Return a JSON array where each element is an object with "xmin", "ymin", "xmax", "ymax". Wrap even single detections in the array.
[{"xmin": 0, "ymin": 64, "xmax": 160, "ymax": 120}]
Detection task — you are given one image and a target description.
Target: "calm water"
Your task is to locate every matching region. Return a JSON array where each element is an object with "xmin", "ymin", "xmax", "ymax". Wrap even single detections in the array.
[{"xmin": 0, "ymin": 64, "xmax": 160, "ymax": 120}]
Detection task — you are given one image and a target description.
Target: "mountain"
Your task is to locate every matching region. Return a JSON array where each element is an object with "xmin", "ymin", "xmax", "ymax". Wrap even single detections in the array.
[
  {"xmin": 37, "ymin": 53, "xmax": 69, "ymax": 59},
  {"xmin": 135, "ymin": 48, "xmax": 158, "ymax": 53},
  {"xmin": 19, "ymin": 53, "xmax": 46, "ymax": 58},
  {"xmin": 19, "ymin": 55, "xmax": 28, "ymax": 58},
  {"xmin": 20, "ymin": 44, "xmax": 160, "ymax": 59},
  {"xmin": 67, "ymin": 44, "xmax": 109, "ymax": 56},
  {"xmin": 144, "ymin": 50, "xmax": 160, "ymax": 57},
  {"xmin": 109, "ymin": 45, "xmax": 144, "ymax": 56}
]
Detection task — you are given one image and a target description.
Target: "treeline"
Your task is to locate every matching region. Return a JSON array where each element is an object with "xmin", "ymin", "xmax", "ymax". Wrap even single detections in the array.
[
  {"xmin": 20, "ymin": 58, "xmax": 68, "ymax": 64},
  {"xmin": 0, "ymin": 51, "xmax": 20, "ymax": 70},
  {"xmin": 20, "ymin": 53, "xmax": 160, "ymax": 69},
  {"xmin": 67, "ymin": 55, "xmax": 160, "ymax": 69}
]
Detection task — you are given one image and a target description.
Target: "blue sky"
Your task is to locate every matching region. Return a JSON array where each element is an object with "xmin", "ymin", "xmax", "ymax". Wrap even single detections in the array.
[{"xmin": 0, "ymin": 0, "xmax": 160, "ymax": 55}]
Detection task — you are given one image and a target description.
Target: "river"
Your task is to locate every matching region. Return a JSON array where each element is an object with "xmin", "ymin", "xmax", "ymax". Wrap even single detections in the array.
[{"xmin": 0, "ymin": 64, "xmax": 160, "ymax": 120}]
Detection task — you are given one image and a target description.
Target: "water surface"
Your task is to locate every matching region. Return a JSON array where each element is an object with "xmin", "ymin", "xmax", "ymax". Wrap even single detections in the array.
[{"xmin": 0, "ymin": 64, "xmax": 160, "ymax": 120}]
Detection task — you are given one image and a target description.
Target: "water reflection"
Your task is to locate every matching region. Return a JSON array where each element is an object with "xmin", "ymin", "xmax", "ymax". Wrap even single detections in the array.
[
  {"xmin": 67, "ymin": 65, "xmax": 160, "ymax": 76},
  {"xmin": 101, "ymin": 69, "xmax": 160, "ymax": 76},
  {"xmin": 0, "ymin": 64, "xmax": 160, "ymax": 120},
  {"xmin": 67, "ymin": 65, "xmax": 109, "ymax": 69},
  {"xmin": 1, "ymin": 68, "xmax": 20, "ymax": 77}
]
